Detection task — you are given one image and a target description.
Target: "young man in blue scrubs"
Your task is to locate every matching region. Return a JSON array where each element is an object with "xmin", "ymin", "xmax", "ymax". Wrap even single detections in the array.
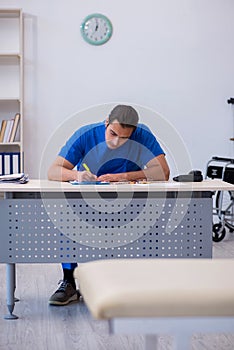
[{"xmin": 48, "ymin": 105, "xmax": 170, "ymax": 305}]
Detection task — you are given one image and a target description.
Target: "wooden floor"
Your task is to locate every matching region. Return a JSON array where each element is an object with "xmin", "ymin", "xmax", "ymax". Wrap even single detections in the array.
[{"xmin": 1, "ymin": 233, "xmax": 234, "ymax": 350}]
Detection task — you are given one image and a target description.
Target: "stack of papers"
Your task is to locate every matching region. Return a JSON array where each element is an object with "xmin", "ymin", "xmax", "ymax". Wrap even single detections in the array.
[{"xmin": 0, "ymin": 173, "xmax": 29, "ymax": 184}]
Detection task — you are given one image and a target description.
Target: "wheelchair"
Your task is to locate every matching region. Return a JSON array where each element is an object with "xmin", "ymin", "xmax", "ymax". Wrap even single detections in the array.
[{"xmin": 206, "ymin": 156, "xmax": 234, "ymax": 242}]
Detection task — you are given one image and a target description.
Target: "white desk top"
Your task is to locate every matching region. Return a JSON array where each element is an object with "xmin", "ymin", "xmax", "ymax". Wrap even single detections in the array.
[{"xmin": 0, "ymin": 179, "xmax": 233, "ymax": 193}]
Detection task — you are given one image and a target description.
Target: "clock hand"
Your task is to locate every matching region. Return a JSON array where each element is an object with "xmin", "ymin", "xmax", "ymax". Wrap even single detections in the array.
[{"xmin": 95, "ymin": 19, "xmax": 98, "ymax": 31}]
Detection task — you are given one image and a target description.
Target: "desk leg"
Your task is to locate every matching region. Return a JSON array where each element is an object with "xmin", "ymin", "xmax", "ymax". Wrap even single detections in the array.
[{"xmin": 4, "ymin": 263, "xmax": 18, "ymax": 320}]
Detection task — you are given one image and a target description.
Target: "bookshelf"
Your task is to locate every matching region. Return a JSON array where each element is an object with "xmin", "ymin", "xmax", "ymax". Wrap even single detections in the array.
[{"xmin": 0, "ymin": 9, "xmax": 23, "ymax": 175}]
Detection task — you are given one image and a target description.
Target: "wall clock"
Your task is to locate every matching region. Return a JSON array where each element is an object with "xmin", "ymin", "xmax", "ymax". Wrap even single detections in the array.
[{"xmin": 80, "ymin": 13, "xmax": 113, "ymax": 46}]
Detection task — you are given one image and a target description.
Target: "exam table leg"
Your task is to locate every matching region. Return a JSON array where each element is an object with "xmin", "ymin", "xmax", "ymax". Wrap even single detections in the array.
[
  {"xmin": 145, "ymin": 335, "xmax": 160, "ymax": 350},
  {"xmin": 171, "ymin": 333, "xmax": 191, "ymax": 350},
  {"xmin": 4, "ymin": 263, "xmax": 18, "ymax": 319}
]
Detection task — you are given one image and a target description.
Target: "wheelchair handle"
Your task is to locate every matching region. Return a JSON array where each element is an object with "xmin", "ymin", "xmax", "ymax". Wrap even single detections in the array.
[{"xmin": 212, "ymin": 156, "xmax": 234, "ymax": 163}]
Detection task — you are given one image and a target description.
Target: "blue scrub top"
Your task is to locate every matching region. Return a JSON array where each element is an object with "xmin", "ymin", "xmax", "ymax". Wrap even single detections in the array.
[{"xmin": 59, "ymin": 122, "xmax": 164, "ymax": 177}]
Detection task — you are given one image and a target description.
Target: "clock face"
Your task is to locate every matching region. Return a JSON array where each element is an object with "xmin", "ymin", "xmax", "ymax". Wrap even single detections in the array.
[{"xmin": 80, "ymin": 14, "xmax": 113, "ymax": 45}]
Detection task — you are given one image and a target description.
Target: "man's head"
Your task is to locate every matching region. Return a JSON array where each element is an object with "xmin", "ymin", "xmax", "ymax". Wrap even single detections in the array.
[
  {"xmin": 108, "ymin": 105, "xmax": 139, "ymax": 128},
  {"xmin": 105, "ymin": 105, "xmax": 139, "ymax": 149}
]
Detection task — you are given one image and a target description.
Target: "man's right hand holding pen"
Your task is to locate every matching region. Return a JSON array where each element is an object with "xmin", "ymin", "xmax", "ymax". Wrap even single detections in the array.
[{"xmin": 78, "ymin": 163, "xmax": 97, "ymax": 182}]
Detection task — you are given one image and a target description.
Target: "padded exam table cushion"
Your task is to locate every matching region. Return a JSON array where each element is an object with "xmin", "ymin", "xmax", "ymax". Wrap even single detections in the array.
[{"xmin": 74, "ymin": 259, "xmax": 234, "ymax": 319}]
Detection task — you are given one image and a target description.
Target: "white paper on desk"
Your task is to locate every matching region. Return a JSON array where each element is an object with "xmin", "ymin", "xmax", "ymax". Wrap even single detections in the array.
[
  {"xmin": 0, "ymin": 172, "xmax": 24, "ymax": 180},
  {"xmin": 0, "ymin": 173, "xmax": 29, "ymax": 184}
]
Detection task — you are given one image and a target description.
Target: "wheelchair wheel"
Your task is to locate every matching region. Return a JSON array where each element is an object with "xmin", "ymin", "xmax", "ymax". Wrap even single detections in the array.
[
  {"xmin": 212, "ymin": 223, "xmax": 226, "ymax": 242},
  {"xmin": 215, "ymin": 191, "xmax": 234, "ymax": 231}
]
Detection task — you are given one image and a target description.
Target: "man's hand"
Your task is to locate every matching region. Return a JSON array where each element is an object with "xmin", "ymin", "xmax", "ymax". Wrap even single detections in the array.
[
  {"xmin": 77, "ymin": 170, "xmax": 97, "ymax": 182},
  {"xmin": 97, "ymin": 173, "xmax": 127, "ymax": 182}
]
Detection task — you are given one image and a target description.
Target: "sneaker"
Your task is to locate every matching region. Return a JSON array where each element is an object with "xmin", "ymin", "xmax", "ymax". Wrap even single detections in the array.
[{"xmin": 49, "ymin": 280, "xmax": 79, "ymax": 306}]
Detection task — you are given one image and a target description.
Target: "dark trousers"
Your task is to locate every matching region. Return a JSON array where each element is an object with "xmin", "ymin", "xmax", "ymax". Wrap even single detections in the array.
[{"xmin": 62, "ymin": 263, "xmax": 77, "ymax": 270}]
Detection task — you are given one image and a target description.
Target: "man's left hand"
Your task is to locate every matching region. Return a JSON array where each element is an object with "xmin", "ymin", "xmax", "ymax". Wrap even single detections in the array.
[{"xmin": 97, "ymin": 173, "xmax": 127, "ymax": 182}]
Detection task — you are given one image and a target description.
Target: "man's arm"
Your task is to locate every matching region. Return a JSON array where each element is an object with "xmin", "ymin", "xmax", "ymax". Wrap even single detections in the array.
[
  {"xmin": 143, "ymin": 154, "xmax": 170, "ymax": 181},
  {"xmin": 48, "ymin": 156, "xmax": 97, "ymax": 182},
  {"xmin": 97, "ymin": 154, "xmax": 170, "ymax": 182}
]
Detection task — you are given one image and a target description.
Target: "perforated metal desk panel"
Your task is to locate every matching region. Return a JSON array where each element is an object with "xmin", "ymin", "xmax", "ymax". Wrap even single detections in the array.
[{"xmin": 0, "ymin": 179, "xmax": 233, "ymax": 263}]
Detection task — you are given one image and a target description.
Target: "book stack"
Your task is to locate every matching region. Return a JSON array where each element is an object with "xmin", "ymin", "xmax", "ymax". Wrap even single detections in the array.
[{"xmin": 0, "ymin": 113, "xmax": 20, "ymax": 143}]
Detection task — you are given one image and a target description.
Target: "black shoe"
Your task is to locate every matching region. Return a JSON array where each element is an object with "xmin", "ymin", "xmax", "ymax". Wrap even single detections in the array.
[{"xmin": 49, "ymin": 280, "xmax": 78, "ymax": 306}]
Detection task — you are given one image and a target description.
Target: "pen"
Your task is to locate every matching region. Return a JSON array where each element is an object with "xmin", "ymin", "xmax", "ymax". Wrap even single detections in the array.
[{"xmin": 83, "ymin": 163, "xmax": 90, "ymax": 172}]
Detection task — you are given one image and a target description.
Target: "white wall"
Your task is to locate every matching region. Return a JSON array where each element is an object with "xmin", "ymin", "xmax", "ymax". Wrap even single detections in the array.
[{"xmin": 1, "ymin": 0, "xmax": 234, "ymax": 178}]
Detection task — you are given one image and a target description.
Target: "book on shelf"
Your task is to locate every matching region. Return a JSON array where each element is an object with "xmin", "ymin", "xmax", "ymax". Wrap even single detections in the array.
[
  {"xmin": 3, "ymin": 119, "xmax": 14, "ymax": 143},
  {"xmin": 0, "ymin": 120, "xmax": 7, "ymax": 142},
  {"xmin": 0, "ymin": 152, "xmax": 21, "ymax": 175},
  {"xmin": 0, "ymin": 113, "xmax": 20, "ymax": 143},
  {"xmin": 9, "ymin": 113, "xmax": 20, "ymax": 142}
]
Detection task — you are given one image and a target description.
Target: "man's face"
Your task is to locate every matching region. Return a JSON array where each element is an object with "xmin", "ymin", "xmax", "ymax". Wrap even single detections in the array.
[{"xmin": 105, "ymin": 119, "xmax": 134, "ymax": 149}]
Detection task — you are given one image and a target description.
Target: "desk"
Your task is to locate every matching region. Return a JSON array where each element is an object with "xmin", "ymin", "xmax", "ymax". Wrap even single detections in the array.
[{"xmin": 0, "ymin": 179, "xmax": 233, "ymax": 319}]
